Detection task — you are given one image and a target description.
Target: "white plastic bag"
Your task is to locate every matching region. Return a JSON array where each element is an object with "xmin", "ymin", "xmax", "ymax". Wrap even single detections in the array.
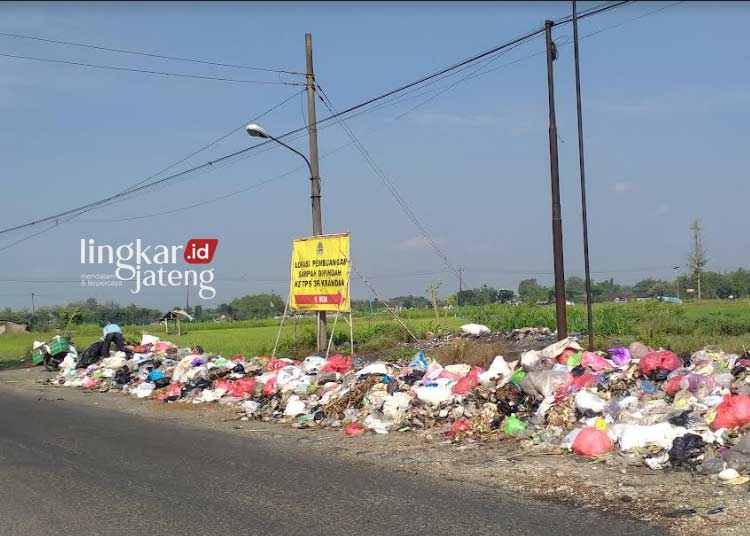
[
  {"xmin": 303, "ymin": 356, "xmax": 326, "ymax": 374},
  {"xmin": 575, "ymin": 390, "xmax": 607, "ymax": 414},
  {"xmin": 460, "ymin": 323, "xmax": 491, "ymax": 336},
  {"xmin": 479, "ymin": 355, "xmax": 515, "ymax": 387},
  {"xmin": 284, "ymin": 395, "xmax": 307, "ymax": 416},
  {"xmin": 618, "ymin": 422, "xmax": 688, "ymax": 451}
]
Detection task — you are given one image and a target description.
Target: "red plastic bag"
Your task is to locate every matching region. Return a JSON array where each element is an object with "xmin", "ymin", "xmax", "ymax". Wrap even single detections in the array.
[
  {"xmin": 556, "ymin": 373, "xmax": 595, "ymax": 399},
  {"xmin": 452, "ymin": 366, "xmax": 483, "ymax": 395},
  {"xmin": 638, "ymin": 350, "xmax": 681, "ymax": 378},
  {"xmin": 572, "ymin": 427, "xmax": 612, "ymax": 456},
  {"xmin": 666, "ymin": 375, "xmax": 686, "ymax": 397},
  {"xmin": 581, "ymin": 352, "xmax": 612, "ymax": 372},
  {"xmin": 231, "ymin": 377, "xmax": 257, "ymax": 398},
  {"xmin": 213, "ymin": 379, "xmax": 234, "ymax": 393},
  {"xmin": 437, "ymin": 370, "xmax": 461, "ymax": 381},
  {"xmin": 320, "ymin": 354, "xmax": 353, "ymax": 374},
  {"xmin": 711, "ymin": 394, "xmax": 750, "ymax": 430},
  {"xmin": 265, "ymin": 357, "xmax": 293, "ymax": 372},
  {"xmin": 557, "ymin": 348, "xmax": 579, "ymax": 364},
  {"xmin": 262, "ymin": 375, "xmax": 278, "ymax": 396},
  {"xmin": 449, "ymin": 417, "xmax": 472, "ymax": 436},
  {"xmin": 345, "ymin": 422, "xmax": 364, "ymax": 437}
]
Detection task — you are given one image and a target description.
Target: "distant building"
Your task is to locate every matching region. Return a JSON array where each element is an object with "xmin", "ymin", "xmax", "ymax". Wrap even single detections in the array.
[{"xmin": 0, "ymin": 320, "xmax": 28, "ymax": 335}]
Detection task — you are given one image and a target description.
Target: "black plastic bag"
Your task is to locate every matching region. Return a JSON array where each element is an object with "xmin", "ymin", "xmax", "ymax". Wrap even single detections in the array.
[
  {"xmin": 668, "ymin": 433, "xmax": 706, "ymax": 468},
  {"xmin": 649, "ymin": 368, "xmax": 670, "ymax": 382},
  {"xmin": 77, "ymin": 341, "xmax": 104, "ymax": 369}
]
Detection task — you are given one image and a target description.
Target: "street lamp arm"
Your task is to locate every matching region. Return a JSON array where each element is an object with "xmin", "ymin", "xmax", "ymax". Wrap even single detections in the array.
[{"xmin": 265, "ymin": 134, "xmax": 314, "ymax": 178}]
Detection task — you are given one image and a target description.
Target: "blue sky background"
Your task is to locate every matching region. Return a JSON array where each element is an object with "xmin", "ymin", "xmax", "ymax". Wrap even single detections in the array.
[{"xmin": 1, "ymin": 1, "xmax": 748, "ymax": 310}]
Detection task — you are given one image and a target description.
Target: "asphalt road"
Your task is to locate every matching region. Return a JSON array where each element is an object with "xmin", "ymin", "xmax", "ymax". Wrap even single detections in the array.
[{"xmin": 0, "ymin": 390, "xmax": 663, "ymax": 536}]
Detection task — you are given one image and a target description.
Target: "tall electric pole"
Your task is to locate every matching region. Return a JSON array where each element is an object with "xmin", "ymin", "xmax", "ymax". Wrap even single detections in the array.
[
  {"xmin": 545, "ymin": 20, "xmax": 568, "ymax": 340},
  {"xmin": 305, "ymin": 33, "xmax": 327, "ymax": 353},
  {"xmin": 572, "ymin": 1, "xmax": 594, "ymax": 350},
  {"xmin": 31, "ymin": 292, "xmax": 35, "ymax": 323}
]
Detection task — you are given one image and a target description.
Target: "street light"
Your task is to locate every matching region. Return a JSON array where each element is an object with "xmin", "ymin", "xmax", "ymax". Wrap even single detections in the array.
[
  {"xmin": 246, "ymin": 124, "xmax": 313, "ymax": 178},
  {"xmin": 246, "ymin": 123, "xmax": 326, "ymax": 351},
  {"xmin": 673, "ymin": 266, "xmax": 680, "ymax": 300}
]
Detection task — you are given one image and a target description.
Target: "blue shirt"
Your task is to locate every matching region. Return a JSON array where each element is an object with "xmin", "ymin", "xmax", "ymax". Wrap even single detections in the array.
[{"xmin": 103, "ymin": 323, "xmax": 122, "ymax": 336}]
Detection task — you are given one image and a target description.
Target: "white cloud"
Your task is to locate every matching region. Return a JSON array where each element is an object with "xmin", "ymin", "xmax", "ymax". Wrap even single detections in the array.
[{"xmin": 651, "ymin": 203, "xmax": 670, "ymax": 217}]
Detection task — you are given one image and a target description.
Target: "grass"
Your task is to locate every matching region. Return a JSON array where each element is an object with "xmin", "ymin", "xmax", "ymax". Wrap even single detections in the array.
[{"xmin": 3, "ymin": 300, "xmax": 750, "ymax": 367}]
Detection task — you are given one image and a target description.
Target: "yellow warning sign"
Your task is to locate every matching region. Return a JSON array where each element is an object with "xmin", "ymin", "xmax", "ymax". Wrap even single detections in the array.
[{"xmin": 289, "ymin": 233, "xmax": 350, "ymax": 312}]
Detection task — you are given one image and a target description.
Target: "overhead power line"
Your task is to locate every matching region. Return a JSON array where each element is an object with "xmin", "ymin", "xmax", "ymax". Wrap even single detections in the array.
[
  {"xmin": 316, "ymin": 85, "xmax": 462, "ymax": 283},
  {"xmin": 0, "ymin": 51, "xmax": 304, "ymax": 85},
  {"xmin": 0, "ymin": 0, "xmax": 631, "ymax": 242},
  {"xmin": 0, "ymin": 30, "xmax": 304, "ymax": 75}
]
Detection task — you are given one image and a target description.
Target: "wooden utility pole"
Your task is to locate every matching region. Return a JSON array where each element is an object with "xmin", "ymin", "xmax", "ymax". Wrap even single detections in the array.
[
  {"xmin": 545, "ymin": 20, "xmax": 568, "ymax": 340},
  {"xmin": 305, "ymin": 33, "xmax": 327, "ymax": 352},
  {"xmin": 572, "ymin": 1, "xmax": 594, "ymax": 350}
]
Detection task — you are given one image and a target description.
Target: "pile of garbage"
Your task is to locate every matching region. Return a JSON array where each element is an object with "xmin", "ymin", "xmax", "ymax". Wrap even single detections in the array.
[{"xmin": 47, "ymin": 326, "xmax": 750, "ymax": 480}]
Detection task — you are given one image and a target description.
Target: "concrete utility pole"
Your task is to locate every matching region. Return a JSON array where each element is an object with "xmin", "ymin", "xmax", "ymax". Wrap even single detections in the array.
[
  {"xmin": 545, "ymin": 20, "xmax": 568, "ymax": 340},
  {"xmin": 31, "ymin": 292, "xmax": 35, "ymax": 319},
  {"xmin": 572, "ymin": 1, "xmax": 594, "ymax": 350},
  {"xmin": 305, "ymin": 33, "xmax": 327, "ymax": 353}
]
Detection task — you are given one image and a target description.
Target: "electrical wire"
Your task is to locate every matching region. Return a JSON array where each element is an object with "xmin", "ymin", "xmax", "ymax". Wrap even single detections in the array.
[
  {"xmin": 0, "ymin": 51, "xmax": 304, "ymax": 85},
  {"xmin": 118, "ymin": 89, "xmax": 304, "ymax": 194},
  {"xmin": 316, "ymin": 85, "xmax": 462, "ymax": 283},
  {"xmin": 0, "ymin": 30, "xmax": 304, "ymax": 75},
  {"xmin": 0, "ymin": 0, "xmax": 632, "ymax": 240}
]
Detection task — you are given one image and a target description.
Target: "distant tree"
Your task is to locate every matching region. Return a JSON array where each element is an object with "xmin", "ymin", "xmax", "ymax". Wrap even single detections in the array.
[
  {"xmin": 518, "ymin": 279, "xmax": 550, "ymax": 304},
  {"xmin": 565, "ymin": 276, "xmax": 586, "ymax": 303},
  {"xmin": 229, "ymin": 293, "xmax": 285, "ymax": 320},
  {"xmin": 497, "ymin": 289, "xmax": 516, "ymax": 303},
  {"xmin": 688, "ymin": 219, "xmax": 708, "ymax": 302}
]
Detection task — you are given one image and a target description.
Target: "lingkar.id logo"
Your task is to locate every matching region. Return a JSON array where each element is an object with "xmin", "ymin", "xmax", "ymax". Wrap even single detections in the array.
[{"xmin": 80, "ymin": 238, "xmax": 218, "ymax": 299}]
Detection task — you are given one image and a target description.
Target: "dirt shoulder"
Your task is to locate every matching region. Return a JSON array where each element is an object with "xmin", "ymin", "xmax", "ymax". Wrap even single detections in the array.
[{"xmin": 1, "ymin": 366, "xmax": 745, "ymax": 536}]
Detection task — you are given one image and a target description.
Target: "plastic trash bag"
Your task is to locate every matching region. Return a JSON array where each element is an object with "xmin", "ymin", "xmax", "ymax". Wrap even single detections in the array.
[
  {"xmin": 230, "ymin": 377, "xmax": 257, "ymax": 398},
  {"xmin": 580, "ymin": 352, "xmax": 612, "ymax": 372},
  {"xmin": 133, "ymin": 382, "xmax": 155, "ymax": 399},
  {"xmin": 449, "ymin": 417, "xmax": 472, "ymax": 437},
  {"xmin": 320, "ymin": 354, "xmax": 353, "ymax": 374},
  {"xmin": 607, "ymin": 347, "xmax": 632, "ymax": 366},
  {"xmin": 262, "ymin": 375, "xmax": 278, "ymax": 396},
  {"xmin": 303, "ymin": 356, "xmax": 326, "ymax": 374},
  {"xmin": 502, "ymin": 415, "xmax": 527, "ymax": 436},
  {"xmin": 668, "ymin": 433, "xmax": 706, "ymax": 468},
  {"xmin": 628, "ymin": 341, "xmax": 652, "ymax": 360},
  {"xmin": 479, "ymin": 355, "xmax": 515, "ymax": 387},
  {"xmin": 572, "ymin": 427, "xmax": 612, "ymax": 456},
  {"xmin": 276, "ymin": 365, "xmax": 304, "ymax": 388},
  {"xmin": 452, "ymin": 366, "xmax": 483, "ymax": 394},
  {"xmin": 365, "ymin": 414, "xmax": 389, "ymax": 434},
  {"xmin": 382, "ymin": 392, "xmax": 411, "ymax": 424},
  {"xmin": 575, "ymin": 390, "xmax": 607, "ymax": 414},
  {"xmin": 241, "ymin": 400, "xmax": 260, "ymax": 417},
  {"xmin": 711, "ymin": 394, "xmax": 750, "ymax": 430},
  {"xmin": 460, "ymin": 323, "xmax": 491, "ymax": 336},
  {"xmin": 414, "ymin": 384, "xmax": 453, "ymax": 406},
  {"xmin": 520, "ymin": 370, "xmax": 572, "ymax": 399},
  {"xmin": 284, "ymin": 395, "xmax": 306, "ymax": 417},
  {"xmin": 357, "ymin": 362, "xmax": 390, "ymax": 377},
  {"xmin": 639, "ymin": 350, "xmax": 681, "ymax": 379},
  {"xmin": 345, "ymin": 422, "xmax": 365, "ymax": 436},
  {"xmin": 409, "ymin": 350, "xmax": 429, "ymax": 370},
  {"xmin": 618, "ymin": 422, "xmax": 688, "ymax": 451}
]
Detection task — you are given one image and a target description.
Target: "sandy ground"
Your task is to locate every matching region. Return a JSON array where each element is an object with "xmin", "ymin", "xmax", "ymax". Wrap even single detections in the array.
[{"xmin": 1, "ymin": 366, "xmax": 746, "ymax": 536}]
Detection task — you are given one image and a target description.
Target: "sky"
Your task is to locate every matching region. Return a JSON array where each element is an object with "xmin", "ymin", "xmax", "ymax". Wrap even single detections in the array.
[{"xmin": 1, "ymin": 1, "xmax": 749, "ymax": 311}]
